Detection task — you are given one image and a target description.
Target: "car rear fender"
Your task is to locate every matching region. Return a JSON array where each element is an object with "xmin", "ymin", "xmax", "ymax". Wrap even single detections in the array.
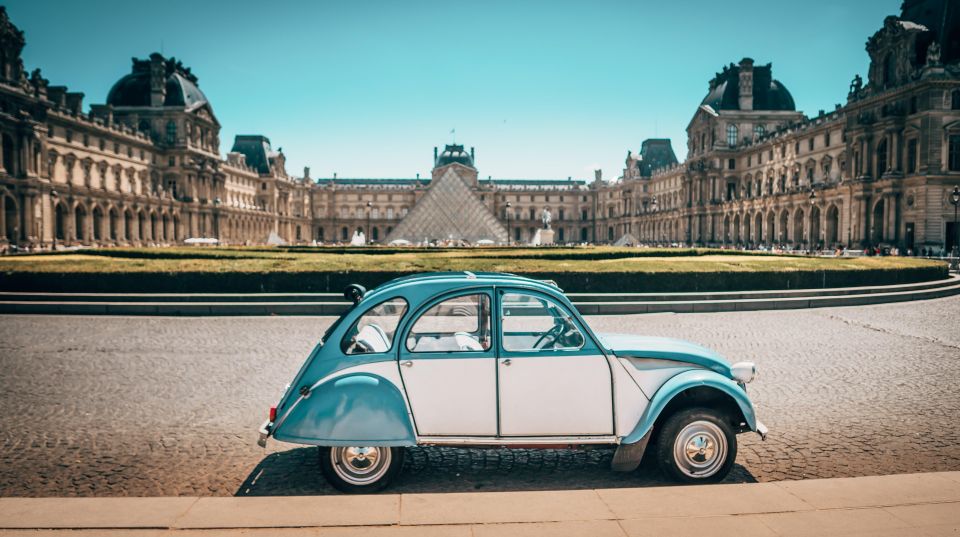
[{"xmin": 271, "ymin": 372, "xmax": 416, "ymax": 447}]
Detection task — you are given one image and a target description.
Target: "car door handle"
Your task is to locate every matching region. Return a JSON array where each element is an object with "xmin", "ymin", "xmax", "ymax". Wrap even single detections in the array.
[
  {"xmin": 501, "ymin": 359, "xmax": 512, "ymax": 366},
  {"xmin": 401, "ymin": 360, "xmax": 413, "ymax": 368}
]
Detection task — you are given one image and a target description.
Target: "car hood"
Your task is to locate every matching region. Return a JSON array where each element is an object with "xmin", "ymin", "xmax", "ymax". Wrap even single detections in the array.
[{"xmin": 597, "ymin": 332, "xmax": 732, "ymax": 377}]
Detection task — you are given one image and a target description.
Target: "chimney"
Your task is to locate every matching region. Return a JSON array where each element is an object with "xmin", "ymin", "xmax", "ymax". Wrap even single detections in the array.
[
  {"xmin": 303, "ymin": 166, "xmax": 310, "ymax": 179},
  {"xmin": 65, "ymin": 92, "xmax": 84, "ymax": 115},
  {"xmin": 470, "ymin": 146, "xmax": 475, "ymax": 162},
  {"xmin": 149, "ymin": 53, "xmax": 166, "ymax": 107},
  {"xmin": 738, "ymin": 58, "xmax": 754, "ymax": 111},
  {"xmin": 433, "ymin": 146, "xmax": 438, "ymax": 166}
]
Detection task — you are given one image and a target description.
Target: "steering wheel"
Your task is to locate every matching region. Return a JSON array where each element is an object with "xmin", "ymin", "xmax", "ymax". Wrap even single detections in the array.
[
  {"xmin": 532, "ymin": 322, "xmax": 565, "ymax": 350},
  {"xmin": 352, "ymin": 337, "xmax": 374, "ymax": 353}
]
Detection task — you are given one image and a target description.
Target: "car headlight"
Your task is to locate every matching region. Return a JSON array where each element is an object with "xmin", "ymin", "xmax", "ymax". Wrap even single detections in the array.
[{"xmin": 730, "ymin": 361, "xmax": 758, "ymax": 384}]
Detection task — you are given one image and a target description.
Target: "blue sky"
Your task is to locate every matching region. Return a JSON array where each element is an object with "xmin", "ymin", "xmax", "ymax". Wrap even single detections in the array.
[{"xmin": 7, "ymin": 0, "xmax": 899, "ymax": 180}]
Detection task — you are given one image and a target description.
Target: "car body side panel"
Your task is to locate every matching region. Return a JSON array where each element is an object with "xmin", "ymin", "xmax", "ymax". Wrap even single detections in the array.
[
  {"xmin": 610, "ymin": 356, "xmax": 649, "ymax": 437},
  {"xmin": 621, "ymin": 369, "xmax": 757, "ymax": 445},
  {"xmin": 271, "ymin": 364, "xmax": 416, "ymax": 447},
  {"xmin": 617, "ymin": 357, "xmax": 694, "ymax": 399}
]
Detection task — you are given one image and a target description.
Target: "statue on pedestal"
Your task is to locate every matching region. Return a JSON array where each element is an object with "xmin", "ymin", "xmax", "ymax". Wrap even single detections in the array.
[{"xmin": 541, "ymin": 207, "xmax": 552, "ymax": 230}]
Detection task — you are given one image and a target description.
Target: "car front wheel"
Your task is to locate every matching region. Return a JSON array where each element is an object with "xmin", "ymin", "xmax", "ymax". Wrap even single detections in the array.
[
  {"xmin": 655, "ymin": 407, "xmax": 736, "ymax": 483},
  {"xmin": 319, "ymin": 446, "xmax": 404, "ymax": 493}
]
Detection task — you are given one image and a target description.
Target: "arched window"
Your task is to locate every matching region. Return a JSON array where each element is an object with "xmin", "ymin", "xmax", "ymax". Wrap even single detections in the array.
[
  {"xmin": 341, "ymin": 226, "xmax": 348, "ymax": 240},
  {"xmin": 753, "ymin": 124, "xmax": 765, "ymax": 139},
  {"xmin": 165, "ymin": 121, "xmax": 176, "ymax": 145},
  {"xmin": 726, "ymin": 124, "xmax": 739, "ymax": 147},
  {"xmin": 952, "ymin": 90, "xmax": 960, "ymax": 110},
  {"xmin": 2, "ymin": 133, "xmax": 14, "ymax": 174}
]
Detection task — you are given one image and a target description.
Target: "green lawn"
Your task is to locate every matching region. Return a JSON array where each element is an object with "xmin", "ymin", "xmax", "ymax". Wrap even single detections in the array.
[{"xmin": 0, "ymin": 247, "xmax": 943, "ymax": 275}]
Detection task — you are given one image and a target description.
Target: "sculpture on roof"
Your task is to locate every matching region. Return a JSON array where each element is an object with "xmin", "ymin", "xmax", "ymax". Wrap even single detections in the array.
[
  {"xmin": 926, "ymin": 41, "xmax": 941, "ymax": 66},
  {"xmin": 848, "ymin": 74, "xmax": 863, "ymax": 98}
]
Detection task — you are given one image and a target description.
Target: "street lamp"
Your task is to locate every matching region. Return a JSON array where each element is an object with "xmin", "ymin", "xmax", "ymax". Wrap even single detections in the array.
[
  {"xmin": 951, "ymin": 186, "xmax": 960, "ymax": 255},
  {"xmin": 505, "ymin": 201, "xmax": 512, "ymax": 245},
  {"xmin": 651, "ymin": 196, "xmax": 658, "ymax": 245},
  {"xmin": 365, "ymin": 200, "xmax": 372, "ymax": 245},
  {"xmin": 809, "ymin": 189, "xmax": 817, "ymax": 250},
  {"xmin": 50, "ymin": 189, "xmax": 59, "ymax": 250}
]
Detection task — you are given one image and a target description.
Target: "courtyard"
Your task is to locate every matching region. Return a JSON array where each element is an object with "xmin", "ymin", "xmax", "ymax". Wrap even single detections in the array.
[{"xmin": 1, "ymin": 295, "xmax": 958, "ymax": 497}]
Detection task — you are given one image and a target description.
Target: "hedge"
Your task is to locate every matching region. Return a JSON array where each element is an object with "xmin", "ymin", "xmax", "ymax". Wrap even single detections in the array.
[{"xmin": 1, "ymin": 264, "xmax": 946, "ymax": 294}]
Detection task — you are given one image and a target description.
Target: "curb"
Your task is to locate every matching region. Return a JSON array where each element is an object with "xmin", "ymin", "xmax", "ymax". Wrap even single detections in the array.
[
  {"xmin": 1, "ymin": 472, "xmax": 958, "ymax": 533},
  {"xmin": 0, "ymin": 275, "xmax": 958, "ymax": 316}
]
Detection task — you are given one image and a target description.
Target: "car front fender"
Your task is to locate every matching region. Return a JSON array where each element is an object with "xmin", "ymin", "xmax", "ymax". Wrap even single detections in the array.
[
  {"xmin": 621, "ymin": 369, "xmax": 758, "ymax": 445},
  {"xmin": 271, "ymin": 373, "xmax": 416, "ymax": 447}
]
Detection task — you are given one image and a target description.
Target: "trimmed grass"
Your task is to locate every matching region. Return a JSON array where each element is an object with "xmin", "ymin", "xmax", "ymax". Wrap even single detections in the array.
[{"xmin": 0, "ymin": 246, "xmax": 943, "ymax": 274}]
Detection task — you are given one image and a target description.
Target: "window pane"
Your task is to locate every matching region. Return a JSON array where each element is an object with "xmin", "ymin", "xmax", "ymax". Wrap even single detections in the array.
[
  {"xmin": 501, "ymin": 293, "xmax": 585, "ymax": 352},
  {"xmin": 407, "ymin": 294, "xmax": 491, "ymax": 352},
  {"xmin": 342, "ymin": 297, "xmax": 408, "ymax": 354}
]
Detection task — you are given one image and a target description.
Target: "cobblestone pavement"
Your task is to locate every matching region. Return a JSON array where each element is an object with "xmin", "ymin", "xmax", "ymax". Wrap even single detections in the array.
[{"xmin": 1, "ymin": 296, "xmax": 959, "ymax": 497}]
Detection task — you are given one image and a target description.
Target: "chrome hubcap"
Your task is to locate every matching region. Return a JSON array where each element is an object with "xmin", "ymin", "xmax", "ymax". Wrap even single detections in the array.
[
  {"xmin": 331, "ymin": 446, "xmax": 392, "ymax": 486},
  {"xmin": 673, "ymin": 420, "xmax": 727, "ymax": 478}
]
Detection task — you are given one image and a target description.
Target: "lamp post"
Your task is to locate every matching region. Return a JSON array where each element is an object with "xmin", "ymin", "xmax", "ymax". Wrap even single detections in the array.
[
  {"xmin": 951, "ymin": 186, "xmax": 960, "ymax": 256},
  {"xmin": 809, "ymin": 188, "xmax": 817, "ymax": 251},
  {"xmin": 365, "ymin": 200, "xmax": 372, "ymax": 245},
  {"xmin": 505, "ymin": 201, "xmax": 512, "ymax": 245},
  {"xmin": 50, "ymin": 189, "xmax": 58, "ymax": 250},
  {"xmin": 651, "ymin": 196, "xmax": 658, "ymax": 245}
]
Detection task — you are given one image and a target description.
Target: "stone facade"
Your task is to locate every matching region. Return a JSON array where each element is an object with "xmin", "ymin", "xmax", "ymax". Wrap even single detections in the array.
[
  {"xmin": 2, "ymin": 2, "xmax": 958, "ymax": 250},
  {"xmin": 616, "ymin": 1, "xmax": 960, "ymax": 251}
]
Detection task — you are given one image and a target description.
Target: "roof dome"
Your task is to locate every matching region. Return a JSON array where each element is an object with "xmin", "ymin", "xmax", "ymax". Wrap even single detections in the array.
[
  {"xmin": 106, "ymin": 53, "xmax": 209, "ymax": 110},
  {"xmin": 700, "ymin": 60, "xmax": 795, "ymax": 112},
  {"xmin": 434, "ymin": 144, "xmax": 474, "ymax": 168}
]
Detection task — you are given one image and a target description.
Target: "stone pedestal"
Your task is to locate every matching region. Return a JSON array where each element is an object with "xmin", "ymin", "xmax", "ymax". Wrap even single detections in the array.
[{"xmin": 540, "ymin": 228, "xmax": 555, "ymax": 245}]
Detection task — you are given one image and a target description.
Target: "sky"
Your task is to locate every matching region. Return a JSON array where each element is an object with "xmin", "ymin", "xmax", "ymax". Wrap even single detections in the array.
[{"xmin": 7, "ymin": 0, "xmax": 901, "ymax": 181}]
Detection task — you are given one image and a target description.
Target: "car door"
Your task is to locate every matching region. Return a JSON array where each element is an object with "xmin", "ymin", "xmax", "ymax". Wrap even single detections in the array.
[
  {"xmin": 398, "ymin": 290, "xmax": 498, "ymax": 436},
  {"xmin": 497, "ymin": 289, "xmax": 613, "ymax": 436}
]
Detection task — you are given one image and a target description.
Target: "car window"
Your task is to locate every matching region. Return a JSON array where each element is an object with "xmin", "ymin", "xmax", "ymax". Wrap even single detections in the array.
[
  {"xmin": 501, "ymin": 292, "xmax": 585, "ymax": 352},
  {"xmin": 342, "ymin": 297, "xmax": 408, "ymax": 354},
  {"xmin": 407, "ymin": 294, "xmax": 492, "ymax": 353}
]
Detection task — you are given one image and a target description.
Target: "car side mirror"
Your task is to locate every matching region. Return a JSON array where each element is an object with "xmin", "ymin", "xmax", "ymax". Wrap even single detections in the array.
[{"xmin": 344, "ymin": 284, "xmax": 366, "ymax": 305}]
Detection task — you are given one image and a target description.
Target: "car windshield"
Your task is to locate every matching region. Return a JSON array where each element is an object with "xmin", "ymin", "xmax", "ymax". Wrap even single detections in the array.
[{"xmin": 341, "ymin": 297, "xmax": 408, "ymax": 354}]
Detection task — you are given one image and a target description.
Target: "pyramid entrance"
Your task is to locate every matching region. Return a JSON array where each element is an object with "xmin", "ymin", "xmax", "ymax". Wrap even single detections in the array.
[{"xmin": 386, "ymin": 165, "xmax": 507, "ymax": 244}]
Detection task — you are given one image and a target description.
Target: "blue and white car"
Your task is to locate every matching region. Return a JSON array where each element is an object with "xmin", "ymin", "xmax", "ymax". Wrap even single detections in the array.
[{"xmin": 259, "ymin": 272, "xmax": 766, "ymax": 493}]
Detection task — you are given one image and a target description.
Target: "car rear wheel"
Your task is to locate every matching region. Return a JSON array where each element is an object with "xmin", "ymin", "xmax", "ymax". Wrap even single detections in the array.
[
  {"xmin": 319, "ymin": 446, "xmax": 404, "ymax": 493},
  {"xmin": 655, "ymin": 407, "xmax": 736, "ymax": 484}
]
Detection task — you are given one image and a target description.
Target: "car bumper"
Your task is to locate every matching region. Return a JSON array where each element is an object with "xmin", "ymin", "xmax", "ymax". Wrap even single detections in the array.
[
  {"xmin": 257, "ymin": 420, "xmax": 272, "ymax": 448},
  {"xmin": 756, "ymin": 420, "xmax": 768, "ymax": 441}
]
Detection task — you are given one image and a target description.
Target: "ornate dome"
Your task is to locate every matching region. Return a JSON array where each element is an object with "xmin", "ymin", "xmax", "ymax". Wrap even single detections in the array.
[
  {"xmin": 106, "ymin": 53, "xmax": 209, "ymax": 110},
  {"xmin": 700, "ymin": 59, "xmax": 796, "ymax": 112},
  {"xmin": 434, "ymin": 144, "xmax": 474, "ymax": 168}
]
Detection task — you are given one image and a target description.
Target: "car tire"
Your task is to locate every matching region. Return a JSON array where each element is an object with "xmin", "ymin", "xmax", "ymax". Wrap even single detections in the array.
[
  {"xmin": 319, "ymin": 446, "xmax": 405, "ymax": 493},
  {"xmin": 654, "ymin": 407, "xmax": 736, "ymax": 484}
]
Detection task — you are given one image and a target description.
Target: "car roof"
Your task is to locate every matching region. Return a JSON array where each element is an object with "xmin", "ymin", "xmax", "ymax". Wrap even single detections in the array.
[{"xmin": 362, "ymin": 272, "xmax": 562, "ymax": 304}]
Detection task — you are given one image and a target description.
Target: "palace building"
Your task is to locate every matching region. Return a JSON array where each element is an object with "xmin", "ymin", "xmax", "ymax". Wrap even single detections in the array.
[
  {"xmin": 1, "ymin": 1, "xmax": 958, "ymax": 251},
  {"xmin": 613, "ymin": 0, "xmax": 960, "ymax": 251}
]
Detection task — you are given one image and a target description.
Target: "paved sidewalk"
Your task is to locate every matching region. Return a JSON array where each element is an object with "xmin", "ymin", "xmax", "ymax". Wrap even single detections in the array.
[{"xmin": 1, "ymin": 472, "xmax": 960, "ymax": 536}]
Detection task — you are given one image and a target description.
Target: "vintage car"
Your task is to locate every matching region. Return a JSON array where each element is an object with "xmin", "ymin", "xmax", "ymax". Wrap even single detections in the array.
[{"xmin": 258, "ymin": 272, "xmax": 766, "ymax": 493}]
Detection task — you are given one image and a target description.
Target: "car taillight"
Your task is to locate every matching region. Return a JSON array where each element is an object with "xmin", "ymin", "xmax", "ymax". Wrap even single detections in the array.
[{"xmin": 269, "ymin": 406, "xmax": 277, "ymax": 422}]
